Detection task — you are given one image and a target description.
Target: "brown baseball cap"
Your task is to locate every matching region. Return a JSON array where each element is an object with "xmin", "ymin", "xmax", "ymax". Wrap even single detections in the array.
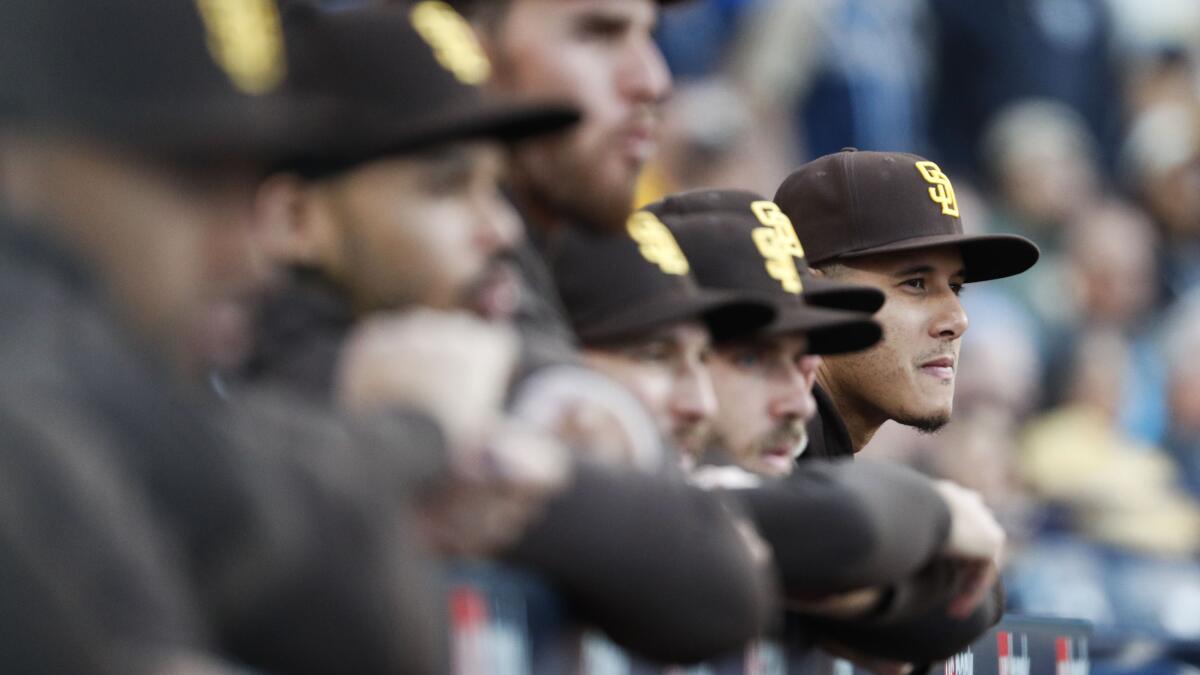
[
  {"xmin": 280, "ymin": 2, "xmax": 579, "ymax": 177},
  {"xmin": 773, "ymin": 149, "xmax": 1040, "ymax": 282},
  {"xmin": 550, "ymin": 220, "xmax": 775, "ymax": 346},
  {"xmin": 0, "ymin": 0, "xmax": 322, "ymax": 162},
  {"xmin": 643, "ymin": 189, "xmax": 883, "ymax": 355}
]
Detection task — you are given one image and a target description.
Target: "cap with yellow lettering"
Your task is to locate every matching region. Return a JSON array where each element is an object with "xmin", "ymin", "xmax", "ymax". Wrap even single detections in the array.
[
  {"xmin": 550, "ymin": 218, "xmax": 775, "ymax": 346},
  {"xmin": 0, "ymin": 0, "xmax": 321, "ymax": 162},
  {"xmin": 279, "ymin": 2, "xmax": 579, "ymax": 177},
  {"xmin": 644, "ymin": 189, "xmax": 884, "ymax": 355},
  {"xmin": 773, "ymin": 149, "xmax": 1040, "ymax": 282}
]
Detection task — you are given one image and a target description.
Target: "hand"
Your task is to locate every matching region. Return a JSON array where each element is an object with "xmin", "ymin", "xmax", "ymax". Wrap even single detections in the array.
[
  {"xmin": 335, "ymin": 310, "xmax": 518, "ymax": 453},
  {"xmin": 941, "ymin": 557, "xmax": 999, "ymax": 619},
  {"xmin": 418, "ymin": 423, "xmax": 571, "ymax": 557},
  {"xmin": 509, "ymin": 365, "xmax": 665, "ymax": 471},
  {"xmin": 934, "ymin": 480, "xmax": 1005, "ymax": 563},
  {"xmin": 933, "ymin": 480, "xmax": 1005, "ymax": 618}
]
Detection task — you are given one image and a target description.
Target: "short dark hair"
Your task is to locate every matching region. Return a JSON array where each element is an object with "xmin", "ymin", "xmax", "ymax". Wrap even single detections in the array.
[{"xmin": 812, "ymin": 262, "xmax": 850, "ymax": 278}]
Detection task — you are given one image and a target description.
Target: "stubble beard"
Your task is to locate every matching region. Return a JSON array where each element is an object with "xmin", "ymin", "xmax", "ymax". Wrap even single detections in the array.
[
  {"xmin": 755, "ymin": 421, "xmax": 809, "ymax": 460},
  {"xmin": 896, "ymin": 412, "xmax": 952, "ymax": 434},
  {"xmin": 510, "ymin": 136, "xmax": 639, "ymax": 234}
]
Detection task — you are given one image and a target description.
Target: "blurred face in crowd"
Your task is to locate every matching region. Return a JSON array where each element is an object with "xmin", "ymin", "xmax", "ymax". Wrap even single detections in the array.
[
  {"xmin": 1065, "ymin": 330, "xmax": 1129, "ymax": 421},
  {"xmin": 996, "ymin": 146, "xmax": 1098, "ymax": 229},
  {"xmin": 1064, "ymin": 204, "xmax": 1157, "ymax": 326},
  {"xmin": 1170, "ymin": 363, "xmax": 1200, "ymax": 435},
  {"xmin": 1142, "ymin": 161, "xmax": 1200, "ymax": 241},
  {"xmin": 816, "ymin": 247, "xmax": 968, "ymax": 446},
  {"xmin": 583, "ymin": 321, "xmax": 717, "ymax": 467},
  {"xmin": 262, "ymin": 141, "xmax": 522, "ymax": 318},
  {"xmin": 0, "ymin": 133, "xmax": 267, "ymax": 378},
  {"xmin": 481, "ymin": 0, "xmax": 671, "ymax": 231},
  {"xmin": 708, "ymin": 335, "xmax": 819, "ymax": 477}
]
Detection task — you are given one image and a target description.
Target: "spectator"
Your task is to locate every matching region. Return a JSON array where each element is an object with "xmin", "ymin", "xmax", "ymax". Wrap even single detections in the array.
[
  {"xmin": 1161, "ymin": 290, "xmax": 1200, "ymax": 496},
  {"xmin": 246, "ymin": 5, "xmax": 778, "ymax": 663},
  {"xmin": 1020, "ymin": 329, "xmax": 1200, "ymax": 557},
  {"xmin": 1042, "ymin": 200, "xmax": 1168, "ymax": 444},
  {"xmin": 728, "ymin": 0, "xmax": 934, "ymax": 157},
  {"xmin": 1120, "ymin": 102, "xmax": 1200, "ymax": 299},
  {"xmin": 927, "ymin": 0, "xmax": 1123, "ymax": 179}
]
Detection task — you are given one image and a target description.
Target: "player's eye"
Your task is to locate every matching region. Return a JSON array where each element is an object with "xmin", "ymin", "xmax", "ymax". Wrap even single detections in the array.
[
  {"xmin": 626, "ymin": 342, "xmax": 672, "ymax": 363},
  {"xmin": 574, "ymin": 14, "xmax": 629, "ymax": 43},
  {"xmin": 732, "ymin": 350, "xmax": 762, "ymax": 369}
]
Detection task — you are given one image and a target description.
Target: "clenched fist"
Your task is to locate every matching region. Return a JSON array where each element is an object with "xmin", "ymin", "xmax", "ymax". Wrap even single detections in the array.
[
  {"xmin": 933, "ymin": 480, "xmax": 1006, "ymax": 618},
  {"xmin": 335, "ymin": 309, "xmax": 518, "ymax": 453}
]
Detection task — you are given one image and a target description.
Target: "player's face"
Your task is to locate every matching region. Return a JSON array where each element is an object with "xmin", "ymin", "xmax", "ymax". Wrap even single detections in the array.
[
  {"xmin": 32, "ymin": 140, "xmax": 268, "ymax": 378},
  {"xmin": 486, "ymin": 0, "xmax": 670, "ymax": 230},
  {"xmin": 583, "ymin": 321, "xmax": 717, "ymax": 468},
  {"xmin": 819, "ymin": 247, "xmax": 968, "ymax": 437},
  {"xmin": 311, "ymin": 142, "xmax": 522, "ymax": 319},
  {"xmin": 709, "ymin": 335, "xmax": 819, "ymax": 477}
]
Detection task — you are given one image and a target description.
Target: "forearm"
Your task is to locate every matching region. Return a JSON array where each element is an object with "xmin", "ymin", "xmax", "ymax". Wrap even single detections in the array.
[
  {"xmin": 730, "ymin": 460, "xmax": 951, "ymax": 597},
  {"xmin": 504, "ymin": 462, "xmax": 777, "ymax": 663},
  {"xmin": 800, "ymin": 576, "xmax": 1004, "ymax": 663}
]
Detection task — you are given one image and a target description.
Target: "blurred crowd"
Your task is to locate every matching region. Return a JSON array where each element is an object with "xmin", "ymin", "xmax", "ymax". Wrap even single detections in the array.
[
  {"xmin": 646, "ymin": 0, "xmax": 1200, "ymax": 655},
  {"xmin": 1, "ymin": 0, "xmax": 1197, "ymax": 673}
]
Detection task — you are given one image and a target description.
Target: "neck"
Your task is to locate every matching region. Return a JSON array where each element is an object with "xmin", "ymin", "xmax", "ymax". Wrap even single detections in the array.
[{"xmin": 815, "ymin": 366, "xmax": 886, "ymax": 454}]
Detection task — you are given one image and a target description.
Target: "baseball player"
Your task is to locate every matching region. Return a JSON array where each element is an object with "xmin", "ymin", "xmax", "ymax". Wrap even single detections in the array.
[
  {"xmin": 440, "ymin": 0, "xmax": 678, "ymax": 367},
  {"xmin": 551, "ymin": 204, "xmax": 1008, "ymax": 667},
  {"xmin": 768, "ymin": 149, "xmax": 1040, "ymax": 661},
  {"xmin": 245, "ymin": 3, "xmax": 780, "ymax": 662},
  {"xmin": 0, "ymin": 0, "xmax": 465, "ymax": 671},
  {"xmin": 651, "ymin": 189, "xmax": 884, "ymax": 478},
  {"xmin": 774, "ymin": 149, "xmax": 1040, "ymax": 460}
]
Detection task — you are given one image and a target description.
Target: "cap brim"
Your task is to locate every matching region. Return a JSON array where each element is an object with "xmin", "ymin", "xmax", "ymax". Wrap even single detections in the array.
[
  {"xmin": 834, "ymin": 232, "xmax": 1040, "ymax": 283},
  {"xmin": 395, "ymin": 98, "xmax": 580, "ymax": 150},
  {"xmin": 764, "ymin": 303, "xmax": 882, "ymax": 355},
  {"xmin": 578, "ymin": 289, "xmax": 775, "ymax": 346},
  {"xmin": 803, "ymin": 277, "xmax": 885, "ymax": 313},
  {"xmin": 286, "ymin": 96, "xmax": 579, "ymax": 177}
]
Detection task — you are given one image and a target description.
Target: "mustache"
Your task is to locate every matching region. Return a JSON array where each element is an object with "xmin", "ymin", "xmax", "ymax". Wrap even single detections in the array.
[
  {"xmin": 672, "ymin": 420, "xmax": 712, "ymax": 453},
  {"xmin": 482, "ymin": 249, "xmax": 520, "ymax": 280},
  {"xmin": 757, "ymin": 420, "xmax": 809, "ymax": 455},
  {"xmin": 916, "ymin": 348, "xmax": 956, "ymax": 364},
  {"xmin": 463, "ymin": 251, "xmax": 518, "ymax": 296}
]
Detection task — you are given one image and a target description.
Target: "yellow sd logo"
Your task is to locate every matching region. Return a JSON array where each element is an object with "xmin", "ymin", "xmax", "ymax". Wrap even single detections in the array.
[
  {"xmin": 194, "ymin": 0, "xmax": 287, "ymax": 95},
  {"xmin": 749, "ymin": 200, "xmax": 804, "ymax": 294},
  {"xmin": 627, "ymin": 212, "xmax": 690, "ymax": 276},
  {"xmin": 410, "ymin": 1, "xmax": 492, "ymax": 86},
  {"xmin": 915, "ymin": 161, "xmax": 959, "ymax": 217}
]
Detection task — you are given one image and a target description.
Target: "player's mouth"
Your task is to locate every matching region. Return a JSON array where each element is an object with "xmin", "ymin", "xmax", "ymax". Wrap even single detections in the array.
[
  {"xmin": 619, "ymin": 117, "xmax": 658, "ymax": 164},
  {"xmin": 757, "ymin": 428, "xmax": 807, "ymax": 475},
  {"xmin": 673, "ymin": 422, "xmax": 711, "ymax": 456},
  {"xmin": 758, "ymin": 445, "xmax": 797, "ymax": 474},
  {"xmin": 470, "ymin": 261, "xmax": 521, "ymax": 321},
  {"xmin": 919, "ymin": 356, "xmax": 955, "ymax": 381}
]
